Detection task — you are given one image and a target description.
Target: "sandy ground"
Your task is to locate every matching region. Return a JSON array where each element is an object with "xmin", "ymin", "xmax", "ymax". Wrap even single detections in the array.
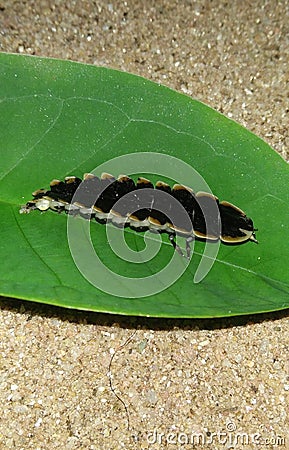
[{"xmin": 0, "ymin": 1, "xmax": 288, "ymax": 449}]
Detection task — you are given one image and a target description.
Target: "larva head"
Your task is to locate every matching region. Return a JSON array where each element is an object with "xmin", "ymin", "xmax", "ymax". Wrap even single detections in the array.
[{"xmin": 219, "ymin": 201, "xmax": 258, "ymax": 244}]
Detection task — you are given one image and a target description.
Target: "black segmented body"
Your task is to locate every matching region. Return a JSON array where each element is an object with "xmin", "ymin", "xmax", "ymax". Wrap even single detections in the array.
[{"xmin": 20, "ymin": 173, "xmax": 258, "ymax": 256}]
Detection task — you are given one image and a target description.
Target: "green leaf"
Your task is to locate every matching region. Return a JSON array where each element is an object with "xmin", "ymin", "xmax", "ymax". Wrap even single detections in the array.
[{"xmin": 0, "ymin": 52, "xmax": 288, "ymax": 318}]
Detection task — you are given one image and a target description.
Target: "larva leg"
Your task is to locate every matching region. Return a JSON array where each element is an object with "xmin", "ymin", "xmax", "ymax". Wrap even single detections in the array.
[
  {"xmin": 169, "ymin": 233, "xmax": 184, "ymax": 257},
  {"xmin": 185, "ymin": 236, "xmax": 194, "ymax": 259}
]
